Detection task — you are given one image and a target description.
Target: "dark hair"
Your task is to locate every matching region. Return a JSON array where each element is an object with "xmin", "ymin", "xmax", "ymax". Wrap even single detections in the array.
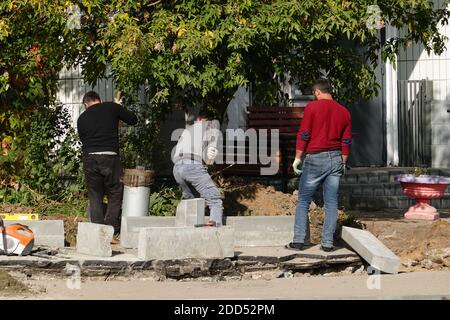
[
  {"xmin": 82, "ymin": 91, "xmax": 101, "ymax": 105},
  {"xmin": 312, "ymin": 78, "xmax": 332, "ymax": 94},
  {"xmin": 197, "ymin": 109, "xmax": 214, "ymax": 120}
]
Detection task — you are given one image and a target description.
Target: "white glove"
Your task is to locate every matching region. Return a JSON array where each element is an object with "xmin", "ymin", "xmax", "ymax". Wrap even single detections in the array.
[
  {"xmin": 292, "ymin": 158, "xmax": 302, "ymax": 175},
  {"xmin": 207, "ymin": 146, "xmax": 218, "ymax": 161},
  {"xmin": 343, "ymin": 163, "xmax": 348, "ymax": 175}
]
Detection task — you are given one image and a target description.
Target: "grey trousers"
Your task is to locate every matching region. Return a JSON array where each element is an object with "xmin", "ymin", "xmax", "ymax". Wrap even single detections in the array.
[{"xmin": 173, "ymin": 159, "xmax": 223, "ymax": 224}]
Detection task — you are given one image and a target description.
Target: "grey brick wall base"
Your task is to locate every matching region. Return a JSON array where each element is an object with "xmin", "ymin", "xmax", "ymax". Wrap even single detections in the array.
[{"xmin": 338, "ymin": 168, "xmax": 450, "ymax": 211}]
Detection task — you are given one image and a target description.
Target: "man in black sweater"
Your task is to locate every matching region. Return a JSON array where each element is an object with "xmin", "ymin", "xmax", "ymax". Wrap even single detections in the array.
[{"xmin": 77, "ymin": 91, "xmax": 137, "ymax": 241}]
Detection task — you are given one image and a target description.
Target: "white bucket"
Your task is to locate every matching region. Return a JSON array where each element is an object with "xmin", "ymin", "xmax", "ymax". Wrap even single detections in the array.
[{"xmin": 122, "ymin": 185, "xmax": 150, "ymax": 217}]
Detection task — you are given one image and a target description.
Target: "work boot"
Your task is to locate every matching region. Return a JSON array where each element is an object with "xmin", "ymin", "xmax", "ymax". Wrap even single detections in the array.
[
  {"xmin": 111, "ymin": 233, "xmax": 120, "ymax": 245},
  {"xmin": 285, "ymin": 242, "xmax": 305, "ymax": 251},
  {"xmin": 320, "ymin": 245, "xmax": 334, "ymax": 252}
]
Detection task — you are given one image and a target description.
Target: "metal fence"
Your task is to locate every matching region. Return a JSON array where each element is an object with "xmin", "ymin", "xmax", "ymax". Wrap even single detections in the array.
[{"xmin": 397, "ymin": 79, "xmax": 432, "ymax": 167}]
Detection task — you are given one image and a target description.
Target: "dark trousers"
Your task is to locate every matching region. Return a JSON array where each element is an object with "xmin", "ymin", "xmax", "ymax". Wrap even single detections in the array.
[{"xmin": 82, "ymin": 154, "xmax": 123, "ymax": 234}]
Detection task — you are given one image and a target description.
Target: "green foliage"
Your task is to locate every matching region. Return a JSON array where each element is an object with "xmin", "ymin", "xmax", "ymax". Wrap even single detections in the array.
[
  {"xmin": 36, "ymin": 198, "xmax": 88, "ymax": 217},
  {"xmin": 237, "ymin": 209, "xmax": 254, "ymax": 217},
  {"xmin": 413, "ymin": 166, "xmax": 429, "ymax": 176},
  {"xmin": 0, "ymin": 104, "xmax": 85, "ymax": 208},
  {"xmin": 337, "ymin": 211, "xmax": 366, "ymax": 230},
  {"xmin": 0, "ymin": 0, "xmax": 68, "ymax": 146},
  {"xmin": 334, "ymin": 210, "xmax": 366, "ymax": 240},
  {"xmin": 24, "ymin": 104, "xmax": 84, "ymax": 200},
  {"xmin": 149, "ymin": 185, "xmax": 182, "ymax": 216},
  {"xmin": 0, "ymin": 185, "xmax": 37, "ymax": 207},
  {"xmin": 58, "ymin": 0, "xmax": 449, "ymax": 114},
  {"xmin": 0, "ymin": 0, "xmax": 449, "ymax": 212},
  {"xmin": 1, "ymin": 1, "xmax": 449, "ymax": 119},
  {"xmin": 119, "ymin": 95, "xmax": 165, "ymax": 169},
  {"xmin": 312, "ymin": 207, "xmax": 365, "ymax": 241}
]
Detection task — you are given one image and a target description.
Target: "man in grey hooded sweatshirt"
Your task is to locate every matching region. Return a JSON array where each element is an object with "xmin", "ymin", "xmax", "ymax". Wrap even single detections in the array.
[{"xmin": 172, "ymin": 111, "xmax": 223, "ymax": 226}]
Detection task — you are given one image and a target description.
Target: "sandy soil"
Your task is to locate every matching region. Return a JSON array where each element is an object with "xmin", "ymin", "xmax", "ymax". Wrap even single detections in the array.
[
  {"xmin": 362, "ymin": 217, "xmax": 450, "ymax": 271},
  {"xmin": 1, "ymin": 193, "xmax": 450, "ymax": 299},
  {"xmin": 221, "ymin": 180, "xmax": 450, "ymax": 271},
  {"xmin": 0, "ymin": 270, "xmax": 32, "ymax": 296},
  {"xmin": 12, "ymin": 270, "xmax": 450, "ymax": 300},
  {"xmin": 223, "ymin": 183, "xmax": 297, "ymax": 216},
  {"xmin": 0, "ymin": 203, "xmax": 33, "ymax": 214},
  {"xmin": 2, "ymin": 184, "xmax": 450, "ymax": 271}
]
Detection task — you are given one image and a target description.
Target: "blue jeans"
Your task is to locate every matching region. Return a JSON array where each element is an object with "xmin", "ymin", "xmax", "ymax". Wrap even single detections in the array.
[
  {"xmin": 293, "ymin": 150, "xmax": 343, "ymax": 248},
  {"xmin": 173, "ymin": 159, "xmax": 223, "ymax": 224}
]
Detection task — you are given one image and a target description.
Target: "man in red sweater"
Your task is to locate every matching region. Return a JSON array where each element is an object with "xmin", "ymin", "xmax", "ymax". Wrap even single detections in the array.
[{"xmin": 287, "ymin": 79, "xmax": 352, "ymax": 252}]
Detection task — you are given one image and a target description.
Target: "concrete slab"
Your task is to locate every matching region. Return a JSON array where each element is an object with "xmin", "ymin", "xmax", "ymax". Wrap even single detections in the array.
[
  {"xmin": 235, "ymin": 246, "xmax": 300, "ymax": 263},
  {"xmin": 120, "ymin": 216, "xmax": 296, "ymax": 249},
  {"xmin": 137, "ymin": 226, "xmax": 235, "ymax": 260},
  {"xmin": 120, "ymin": 216, "xmax": 175, "ymax": 248},
  {"xmin": 4, "ymin": 220, "xmax": 64, "ymax": 248},
  {"xmin": 281, "ymin": 255, "xmax": 362, "ymax": 271},
  {"xmin": 236, "ymin": 245, "xmax": 359, "ymax": 263},
  {"xmin": 281, "ymin": 258, "xmax": 324, "ymax": 270},
  {"xmin": 341, "ymin": 226, "xmax": 400, "ymax": 274},
  {"xmin": 175, "ymin": 199, "xmax": 205, "ymax": 227},
  {"xmin": 0, "ymin": 244, "xmax": 362, "ymax": 279},
  {"xmin": 76, "ymin": 222, "xmax": 114, "ymax": 257},
  {"xmin": 296, "ymin": 245, "xmax": 359, "ymax": 260},
  {"xmin": 225, "ymin": 216, "xmax": 294, "ymax": 247},
  {"xmin": 0, "ymin": 248, "xmax": 149, "ymax": 277},
  {"xmin": 123, "ymin": 217, "xmax": 395, "ymax": 255}
]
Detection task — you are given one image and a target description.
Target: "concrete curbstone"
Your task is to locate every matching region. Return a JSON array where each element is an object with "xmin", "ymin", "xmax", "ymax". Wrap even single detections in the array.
[
  {"xmin": 76, "ymin": 222, "xmax": 114, "ymax": 257},
  {"xmin": 4, "ymin": 220, "xmax": 65, "ymax": 248},
  {"xmin": 175, "ymin": 199, "xmax": 205, "ymax": 227},
  {"xmin": 137, "ymin": 226, "xmax": 234, "ymax": 260},
  {"xmin": 341, "ymin": 226, "xmax": 400, "ymax": 274}
]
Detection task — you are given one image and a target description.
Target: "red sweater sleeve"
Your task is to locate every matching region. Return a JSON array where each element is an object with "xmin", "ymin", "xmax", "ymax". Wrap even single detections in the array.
[
  {"xmin": 296, "ymin": 104, "xmax": 313, "ymax": 151},
  {"xmin": 341, "ymin": 116, "xmax": 352, "ymax": 156}
]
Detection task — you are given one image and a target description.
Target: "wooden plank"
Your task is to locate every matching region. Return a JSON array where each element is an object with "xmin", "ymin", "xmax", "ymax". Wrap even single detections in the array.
[
  {"xmin": 248, "ymin": 119, "xmax": 301, "ymax": 126},
  {"xmin": 214, "ymin": 165, "xmax": 283, "ymax": 176},
  {"xmin": 278, "ymin": 132, "xmax": 297, "ymax": 137},
  {"xmin": 249, "ymin": 127, "xmax": 298, "ymax": 133},
  {"xmin": 248, "ymin": 113, "xmax": 304, "ymax": 119},
  {"xmin": 215, "ymin": 103, "xmax": 303, "ymax": 174},
  {"xmin": 246, "ymin": 129, "xmax": 297, "ymax": 135},
  {"xmin": 248, "ymin": 107, "xmax": 305, "ymax": 113}
]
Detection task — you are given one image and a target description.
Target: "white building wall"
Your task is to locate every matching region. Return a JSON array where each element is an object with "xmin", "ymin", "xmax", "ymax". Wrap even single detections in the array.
[
  {"xmin": 56, "ymin": 65, "xmax": 115, "ymax": 128},
  {"xmin": 397, "ymin": 0, "xmax": 450, "ymax": 168}
]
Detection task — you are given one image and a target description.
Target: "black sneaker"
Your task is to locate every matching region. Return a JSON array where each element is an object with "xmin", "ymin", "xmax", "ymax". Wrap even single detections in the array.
[
  {"xmin": 320, "ymin": 245, "xmax": 334, "ymax": 252},
  {"xmin": 285, "ymin": 242, "xmax": 305, "ymax": 251}
]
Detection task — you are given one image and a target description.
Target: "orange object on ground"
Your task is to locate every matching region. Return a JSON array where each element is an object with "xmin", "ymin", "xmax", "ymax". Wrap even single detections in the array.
[{"xmin": 0, "ymin": 218, "xmax": 34, "ymax": 256}]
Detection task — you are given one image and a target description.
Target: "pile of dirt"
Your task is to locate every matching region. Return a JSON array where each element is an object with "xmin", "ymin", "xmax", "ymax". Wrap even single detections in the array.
[
  {"xmin": 309, "ymin": 207, "xmax": 365, "ymax": 244},
  {"xmin": 0, "ymin": 270, "xmax": 31, "ymax": 297},
  {"xmin": 223, "ymin": 182, "xmax": 297, "ymax": 216},
  {"xmin": 364, "ymin": 219, "xmax": 450, "ymax": 271},
  {"xmin": 0, "ymin": 204, "xmax": 34, "ymax": 214}
]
